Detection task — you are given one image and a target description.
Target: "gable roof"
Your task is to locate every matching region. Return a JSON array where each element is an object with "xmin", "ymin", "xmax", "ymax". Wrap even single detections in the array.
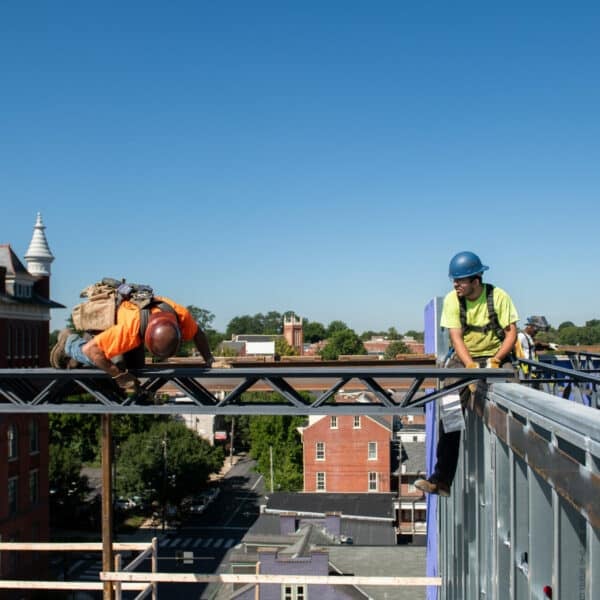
[{"xmin": 0, "ymin": 245, "xmax": 35, "ymax": 279}]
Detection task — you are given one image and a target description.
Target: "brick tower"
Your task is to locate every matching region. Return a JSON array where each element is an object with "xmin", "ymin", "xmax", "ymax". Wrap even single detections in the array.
[{"xmin": 283, "ymin": 314, "xmax": 304, "ymax": 356}]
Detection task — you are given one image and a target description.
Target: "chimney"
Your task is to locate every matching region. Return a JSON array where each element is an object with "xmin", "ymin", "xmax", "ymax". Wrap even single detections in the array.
[
  {"xmin": 324, "ymin": 512, "xmax": 341, "ymax": 536},
  {"xmin": 279, "ymin": 513, "xmax": 298, "ymax": 536}
]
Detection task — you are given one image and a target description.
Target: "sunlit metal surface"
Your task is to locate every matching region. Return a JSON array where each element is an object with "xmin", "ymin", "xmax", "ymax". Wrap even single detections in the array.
[{"xmin": 437, "ymin": 381, "xmax": 600, "ymax": 600}]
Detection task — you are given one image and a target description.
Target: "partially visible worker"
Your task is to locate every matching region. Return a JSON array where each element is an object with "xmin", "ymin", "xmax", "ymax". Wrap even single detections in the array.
[
  {"xmin": 415, "ymin": 251, "xmax": 519, "ymax": 496},
  {"xmin": 517, "ymin": 315, "xmax": 559, "ymax": 361}
]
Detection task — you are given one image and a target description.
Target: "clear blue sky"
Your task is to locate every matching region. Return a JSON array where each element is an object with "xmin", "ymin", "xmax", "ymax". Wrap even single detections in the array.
[{"xmin": 2, "ymin": 2, "xmax": 599, "ymax": 334}]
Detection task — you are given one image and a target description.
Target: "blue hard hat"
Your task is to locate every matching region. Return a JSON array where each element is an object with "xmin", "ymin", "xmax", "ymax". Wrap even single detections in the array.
[{"xmin": 448, "ymin": 251, "xmax": 489, "ymax": 279}]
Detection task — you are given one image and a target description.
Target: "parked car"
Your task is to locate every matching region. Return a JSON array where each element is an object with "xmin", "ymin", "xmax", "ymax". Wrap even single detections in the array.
[
  {"xmin": 184, "ymin": 487, "xmax": 220, "ymax": 515},
  {"xmin": 188, "ymin": 499, "xmax": 207, "ymax": 514},
  {"xmin": 115, "ymin": 497, "xmax": 135, "ymax": 510}
]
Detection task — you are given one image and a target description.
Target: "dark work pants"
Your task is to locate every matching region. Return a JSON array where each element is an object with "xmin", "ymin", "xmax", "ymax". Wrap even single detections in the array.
[{"xmin": 432, "ymin": 355, "xmax": 491, "ymax": 486}]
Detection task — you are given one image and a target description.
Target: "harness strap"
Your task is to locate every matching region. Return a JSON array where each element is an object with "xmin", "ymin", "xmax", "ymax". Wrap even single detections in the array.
[{"xmin": 458, "ymin": 283, "xmax": 506, "ymax": 341}]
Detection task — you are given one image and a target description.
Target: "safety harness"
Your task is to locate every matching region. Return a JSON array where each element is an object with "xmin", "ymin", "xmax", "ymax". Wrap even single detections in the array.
[{"xmin": 458, "ymin": 283, "xmax": 505, "ymax": 341}]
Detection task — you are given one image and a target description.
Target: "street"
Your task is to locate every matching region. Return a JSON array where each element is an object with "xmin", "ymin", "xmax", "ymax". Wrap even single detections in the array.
[{"xmin": 68, "ymin": 455, "xmax": 265, "ymax": 599}]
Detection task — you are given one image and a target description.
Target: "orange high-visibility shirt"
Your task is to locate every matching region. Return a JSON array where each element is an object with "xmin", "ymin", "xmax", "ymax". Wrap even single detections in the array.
[{"xmin": 94, "ymin": 296, "xmax": 198, "ymax": 359}]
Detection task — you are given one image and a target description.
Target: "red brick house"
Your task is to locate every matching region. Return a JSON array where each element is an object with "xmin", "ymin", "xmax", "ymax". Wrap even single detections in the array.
[
  {"xmin": 0, "ymin": 214, "xmax": 62, "ymax": 590},
  {"xmin": 300, "ymin": 415, "xmax": 393, "ymax": 493}
]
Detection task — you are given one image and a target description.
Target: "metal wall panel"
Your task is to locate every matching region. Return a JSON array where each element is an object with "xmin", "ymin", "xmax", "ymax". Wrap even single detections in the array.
[{"xmin": 437, "ymin": 382, "xmax": 600, "ymax": 599}]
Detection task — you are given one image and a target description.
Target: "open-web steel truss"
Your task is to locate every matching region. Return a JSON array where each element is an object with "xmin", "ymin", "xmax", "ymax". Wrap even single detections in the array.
[{"xmin": 0, "ymin": 365, "xmax": 514, "ymax": 415}]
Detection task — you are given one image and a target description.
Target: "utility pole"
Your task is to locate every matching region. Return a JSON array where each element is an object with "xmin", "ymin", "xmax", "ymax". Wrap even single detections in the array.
[
  {"xmin": 229, "ymin": 417, "xmax": 235, "ymax": 464},
  {"xmin": 269, "ymin": 445, "xmax": 274, "ymax": 493},
  {"xmin": 101, "ymin": 414, "xmax": 114, "ymax": 600},
  {"xmin": 161, "ymin": 433, "xmax": 167, "ymax": 532}
]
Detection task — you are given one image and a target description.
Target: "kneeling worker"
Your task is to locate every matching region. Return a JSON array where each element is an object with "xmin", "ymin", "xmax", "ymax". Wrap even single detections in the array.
[{"xmin": 51, "ymin": 290, "xmax": 214, "ymax": 393}]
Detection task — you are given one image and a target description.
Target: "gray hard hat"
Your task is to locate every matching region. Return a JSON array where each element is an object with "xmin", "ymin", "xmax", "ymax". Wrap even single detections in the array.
[{"xmin": 525, "ymin": 316, "xmax": 550, "ymax": 331}]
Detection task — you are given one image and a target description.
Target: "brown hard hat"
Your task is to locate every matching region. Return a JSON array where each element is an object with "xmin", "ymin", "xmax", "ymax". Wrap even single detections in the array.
[{"xmin": 144, "ymin": 312, "xmax": 181, "ymax": 359}]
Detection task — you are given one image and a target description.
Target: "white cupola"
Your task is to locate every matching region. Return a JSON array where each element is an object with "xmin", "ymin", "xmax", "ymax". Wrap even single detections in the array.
[{"xmin": 24, "ymin": 212, "xmax": 55, "ymax": 276}]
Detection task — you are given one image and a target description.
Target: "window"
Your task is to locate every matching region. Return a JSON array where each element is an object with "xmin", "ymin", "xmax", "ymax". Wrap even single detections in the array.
[
  {"xmin": 29, "ymin": 470, "xmax": 39, "ymax": 506},
  {"xmin": 368, "ymin": 472, "xmax": 378, "ymax": 491},
  {"xmin": 353, "ymin": 416, "xmax": 361, "ymax": 429},
  {"xmin": 8, "ymin": 425, "xmax": 18, "ymax": 460},
  {"xmin": 29, "ymin": 420, "xmax": 39, "ymax": 454},
  {"xmin": 283, "ymin": 584, "xmax": 306, "ymax": 600},
  {"xmin": 330, "ymin": 415, "xmax": 338, "ymax": 429},
  {"xmin": 8, "ymin": 478, "xmax": 18, "ymax": 514},
  {"xmin": 316, "ymin": 472, "xmax": 326, "ymax": 492},
  {"xmin": 368, "ymin": 441, "xmax": 377, "ymax": 460},
  {"xmin": 316, "ymin": 441, "xmax": 325, "ymax": 460}
]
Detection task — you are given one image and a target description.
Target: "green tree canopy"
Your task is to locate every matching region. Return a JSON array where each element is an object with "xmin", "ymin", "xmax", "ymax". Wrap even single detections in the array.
[
  {"xmin": 49, "ymin": 414, "xmax": 100, "ymax": 463},
  {"xmin": 186, "ymin": 306, "xmax": 216, "ymax": 331},
  {"xmin": 326, "ymin": 320, "xmax": 349, "ymax": 338},
  {"xmin": 404, "ymin": 330, "xmax": 424, "ymax": 342},
  {"xmin": 384, "ymin": 340, "xmax": 411, "ymax": 359},
  {"xmin": 116, "ymin": 420, "xmax": 224, "ymax": 506},
  {"xmin": 226, "ymin": 312, "xmax": 284, "ymax": 337},
  {"xmin": 275, "ymin": 336, "xmax": 298, "ymax": 358},
  {"xmin": 303, "ymin": 320, "xmax": 327, "ymax": 343},
  {"xmin": 387, "ymin": 327, "xmax": 399, "ymax": 339},
  {"xmin": 248, "ymin": 415, "xmax": 304, "ymax": 491},
  {"xmin": 320, "ymin": 329, "xmax": 367, "ymax": 360}
]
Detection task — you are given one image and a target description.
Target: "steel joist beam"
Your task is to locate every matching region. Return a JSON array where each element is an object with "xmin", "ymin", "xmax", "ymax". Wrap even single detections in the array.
[{"xmin": 0, "ymin": 366, "xmax": 514, "ymax": 415}]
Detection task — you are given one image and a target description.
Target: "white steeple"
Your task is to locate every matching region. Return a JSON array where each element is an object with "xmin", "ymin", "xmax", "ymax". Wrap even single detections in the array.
[{"xmin": 24, "ymin": 212, "xmax": 55, "ymax": 276}]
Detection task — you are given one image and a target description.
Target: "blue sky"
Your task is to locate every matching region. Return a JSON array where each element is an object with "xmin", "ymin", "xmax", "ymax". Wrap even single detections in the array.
[{"xmin": 2, "ymin": 2, "xmax": 599, "ymax": 334}]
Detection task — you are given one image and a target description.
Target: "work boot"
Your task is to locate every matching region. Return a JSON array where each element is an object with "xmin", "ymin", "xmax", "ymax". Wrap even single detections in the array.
[
  {"xmin": 414, "ymin": 477, "xmax": 450, "ymax": 497},
  {"xmin": 50, "ymin": 328, "xmax": 73, "ymax": 369}
]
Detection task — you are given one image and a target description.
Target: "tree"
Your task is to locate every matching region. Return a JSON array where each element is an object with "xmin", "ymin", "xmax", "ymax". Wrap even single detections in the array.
[
  {"xmin": 186, "ymin": 306, "xmax": 216, "ymax": 331},
  {"xmin": 404, "ymin": 330, "xmax": 424, "ymax": 342},
  {"xmin": 49, "ymin": 414, "xmax": 100, "ymax": 463},
  {"xmin": 326, "ymin": 320, "xmax": 349, "ymax": 338},
  {"xmin": 320, "ymin": 329, "xmax": 366, "ymax": 360},
  {"xmin": 303, "ymin": 320, "xmax": 327, "ymax": 343},
  {"xmin": 226, "ymin": 314, "xmax": 261, "ymax": 337},
  {"xmin": 387, "ymin": 327, "xmax": 400, "ymax": 340},
  {"xmin": 558, "ymin": 321, "xmax": 575, "ymax": 330},
  {"xmin": 384, "ymin": 340, "xmax": 410, "ymax": 359},
  {"xmin": 263, "ymin": 311, "xmax": 284, "ymax": 335},
  {"xmin": 248, "ymin": 415, "xmax": 304, "ymax": 491},
  {"xmin": 275, "ymin": 336, "xmax": 298, "ymax": 358},
  {"xmin": 49, "ymin": 443, "xmax": 91, "ymax": 526},
  {"xmin": 116, "ymin": 420, "xmax": 224, "ymax": 507}
]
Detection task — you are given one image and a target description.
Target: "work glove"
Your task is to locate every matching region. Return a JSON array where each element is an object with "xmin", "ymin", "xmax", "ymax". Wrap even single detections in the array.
[
  {"xmin": 112, "ymin": 370, "xmax": 141, "ymax": 392},
  {"xmin": 486, "ymin": 357, "xmax": 501, "ymax": 368},
  {"xmin": 548, "ymin": 343, "xmax": 559, "ymax": 351},
  {"xmin": 466, "ymin": 361, "xmax": 479, "ymax": 392}
]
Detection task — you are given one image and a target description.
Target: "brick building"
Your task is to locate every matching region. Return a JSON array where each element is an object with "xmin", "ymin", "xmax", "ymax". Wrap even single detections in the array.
[
  {"xmin": 300, "ymin": 415, "xmax": 393, "ymax": 493},
  {"xmin": 0, "ymin": 214, "xmax": 61, "ymax": 590}
]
